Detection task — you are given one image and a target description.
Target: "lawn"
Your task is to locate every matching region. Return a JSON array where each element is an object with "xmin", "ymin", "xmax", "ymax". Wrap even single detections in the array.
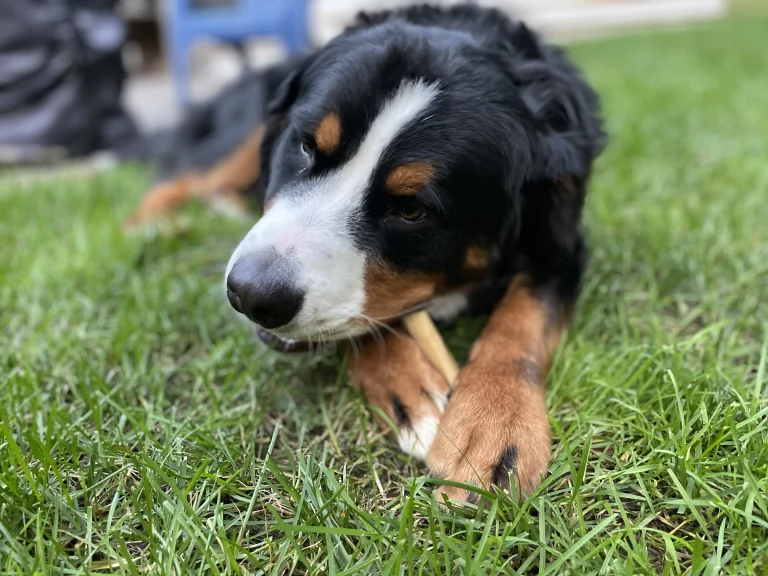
[{"xmin": 2, "ymin": 14, "xmax": 768, "ymax": 576}]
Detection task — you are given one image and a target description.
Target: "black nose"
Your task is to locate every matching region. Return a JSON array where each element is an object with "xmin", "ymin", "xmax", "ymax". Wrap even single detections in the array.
[{"xmin": 226, "ymin": 253, "xmax": 304, "ymax": 329}]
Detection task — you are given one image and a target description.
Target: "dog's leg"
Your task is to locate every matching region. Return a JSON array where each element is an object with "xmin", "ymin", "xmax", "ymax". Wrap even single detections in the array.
[
  {"xmin": 348, "ymin": 328, "xmax": 451, "ymax": 460},
  {"xmin": 197, "ymin": 126, "xmax": 265, "ymax": 199},
  {"xmin": 426, "ymin": 273, "xmax": 567, "ymax": 503},
  {"xmin": 125, "ymin": 126, "xmax": 264, "ymax": 228},
  {"xmin": 124, "ymin": 171, "xmax": 203, "ymax": 228}
]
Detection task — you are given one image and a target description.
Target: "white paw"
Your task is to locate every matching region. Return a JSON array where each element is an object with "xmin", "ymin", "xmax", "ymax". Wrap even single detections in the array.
[{"xmin": 398, "ymin": 413, "xmax": 440, "ymax": 460}]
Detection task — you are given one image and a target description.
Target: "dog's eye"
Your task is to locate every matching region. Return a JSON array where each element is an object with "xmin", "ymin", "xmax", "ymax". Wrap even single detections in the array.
[
  {"xmin": 299, "ymin": 140, "xmax": 314, "ymax": 171},
  {"xmin": 391, "ymin": 206, "xmax": 427, "ymax": 224}
]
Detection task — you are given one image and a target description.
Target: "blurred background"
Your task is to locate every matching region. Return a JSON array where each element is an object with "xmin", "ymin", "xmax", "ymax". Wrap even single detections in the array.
[
  {"xmin": 0, "ymin": 0, "xmax": 731, "ymax": 164},
  {"xmin": 119, "ymin": 0, "xmax": 726, "ymax": 130}
]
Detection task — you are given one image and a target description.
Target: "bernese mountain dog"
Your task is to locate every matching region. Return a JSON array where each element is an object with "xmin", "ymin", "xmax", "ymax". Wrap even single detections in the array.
[{"xmin": 134, "ymin": 4, "xmax": 605, "ymax": 503}]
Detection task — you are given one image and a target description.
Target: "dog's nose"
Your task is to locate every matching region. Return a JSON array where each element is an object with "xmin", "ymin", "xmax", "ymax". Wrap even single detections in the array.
[{"xmin": 226, "ymin": 253, "xmax": 304, "ymax": 329}]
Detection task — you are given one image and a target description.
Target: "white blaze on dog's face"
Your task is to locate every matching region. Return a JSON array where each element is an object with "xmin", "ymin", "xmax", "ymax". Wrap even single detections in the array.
[{"xmin": 225, "ymin": 79, "xmax": 442, "ymax": 341}]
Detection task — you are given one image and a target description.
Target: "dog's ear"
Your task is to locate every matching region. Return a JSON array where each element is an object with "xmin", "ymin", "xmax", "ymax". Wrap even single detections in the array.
[
  {"xmin": 266, "ymin": 53, "xmax": 314, "ymax": 115},
  {"xmin": 494, "ymin": 24, "xmax": 603, "ymax": 286},
  {"xmin": 505, "ymin": 23, "xmax": 605, "ymax": 182}
]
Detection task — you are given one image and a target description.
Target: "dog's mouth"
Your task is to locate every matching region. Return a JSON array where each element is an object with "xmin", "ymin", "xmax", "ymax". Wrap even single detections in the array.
[
  {"xmin": 255, "ymin": 327, "xmax": 315, "ymax": 354},
  {"xmin": 254, "ymin": 324, "xmax": 368, "ymax": 353},
  {"xmin": 254, "ymin": 322, "xmax": 369, "ymax": 354},
  {"xmin": 253, "ymin": 302, "xmax": 433, "ymax": 354}
]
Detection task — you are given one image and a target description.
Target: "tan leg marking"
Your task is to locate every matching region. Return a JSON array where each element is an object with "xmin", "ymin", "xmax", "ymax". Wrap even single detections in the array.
[
  {"xmin": 348, "ymin": 327, "xmax": 451, "ymax": 460},
  {"xmin": 125, "ymin": 126, "xmax": 264, "ymax": 228},
  {"xmin": 427, "ymin": 274, "xmax": 565, "ymax": 504},
  {"xmin": 124, "ymin": 172, "xmax": 201, "ymax": 228},
  {"xmin": 198, "ymin": 126, "xmax": 265, "ymax": 195}
]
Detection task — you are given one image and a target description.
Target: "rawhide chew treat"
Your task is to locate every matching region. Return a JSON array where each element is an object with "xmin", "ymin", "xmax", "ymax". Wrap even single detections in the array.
[{"xmin": 402, "ymin": 310, "xmax": 459, "ymax": 387}]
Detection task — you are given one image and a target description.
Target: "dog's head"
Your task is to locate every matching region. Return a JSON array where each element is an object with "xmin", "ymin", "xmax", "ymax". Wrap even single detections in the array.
[{"xmin": 226, "ymin": 16, "xmax": 602, "ymax": 343}]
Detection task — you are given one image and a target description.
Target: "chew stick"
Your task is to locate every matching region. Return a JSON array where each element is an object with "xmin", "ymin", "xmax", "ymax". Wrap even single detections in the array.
[{"xmin": 403, "ymin": 310, "xmax": 460, "ymax": 387}]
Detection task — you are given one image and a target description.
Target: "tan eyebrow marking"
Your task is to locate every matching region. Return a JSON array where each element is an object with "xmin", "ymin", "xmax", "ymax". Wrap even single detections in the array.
[
  {"xmin": 314, "ymin": 113, "xmax": 341, "ymax": 155},
  {"xmin": 385, "ymin": 162, "xmax": 435, "ymax": 196}
]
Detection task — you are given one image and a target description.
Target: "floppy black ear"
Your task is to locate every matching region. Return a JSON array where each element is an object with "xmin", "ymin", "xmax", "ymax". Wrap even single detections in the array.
[
  {"xmin": 497, "ymin": 24, "xmax": 604, "ymax": 292},
  {"xmin": 266, "ymin": 53, "xmax": 314, "ymax": 115},
  {"xmin": 505, "ymin": 23, "xmax": 605, "ymax": 182}
]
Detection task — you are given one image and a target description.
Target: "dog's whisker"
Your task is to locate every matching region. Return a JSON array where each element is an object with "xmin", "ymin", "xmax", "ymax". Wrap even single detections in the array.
[
  {"xmin": 367, "ymin": 323, "xmax": 388, "ymax": 359},
  {"xmin": 374, "ymin": 301, "xmax": 432, "ymax": 323},
  {"xmin": 354, "ymin": 316, "xmax": 387, "ymax": 359},
  {"xmin": 358, "ymin": 314, "xmax": 398, "ymax": 337},
  {"xmin": 348, "ymin": 335, "xmax": 361, "ymax": 363}
]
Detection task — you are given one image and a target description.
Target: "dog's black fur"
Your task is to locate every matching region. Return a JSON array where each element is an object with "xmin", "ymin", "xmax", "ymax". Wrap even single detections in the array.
[
  {"xmin": 132, "ymin": 3, "xmax": 608, "ymax": 493},
  {"xmin": 256, "ymin": 4, "xmax": 604, "ymax": 317}
]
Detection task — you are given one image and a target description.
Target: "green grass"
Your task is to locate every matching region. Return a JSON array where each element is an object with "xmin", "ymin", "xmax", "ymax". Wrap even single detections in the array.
[{"xmin": 1, "ymin": 15, "xmax": 767, "ymax": 575}]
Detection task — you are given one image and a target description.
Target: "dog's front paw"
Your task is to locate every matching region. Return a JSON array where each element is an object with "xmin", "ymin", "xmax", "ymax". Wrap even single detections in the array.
[
  {"xmin": 426, "ymin": 363, "xmax": 551, "ymax": 504},
  {"xmin": 349, "ymin": 332, "xmax": 450, "ymax": 460}
]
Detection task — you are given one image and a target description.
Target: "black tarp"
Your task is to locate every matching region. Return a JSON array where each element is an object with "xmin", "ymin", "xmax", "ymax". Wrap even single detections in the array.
[{"xmin": 0, "ymin": 0, "xmax": 137, "ymax": 160}]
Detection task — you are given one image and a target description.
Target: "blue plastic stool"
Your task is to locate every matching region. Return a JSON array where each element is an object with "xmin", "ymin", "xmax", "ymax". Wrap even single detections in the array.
[{"xmin": 165, "ymin": 0, "xmax": 309, "ymax": 105}]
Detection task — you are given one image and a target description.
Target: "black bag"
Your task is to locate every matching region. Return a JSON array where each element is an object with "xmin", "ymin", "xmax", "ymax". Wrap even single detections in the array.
[{"xmin": 0, "ymin": 0, "xmax": 137, "ymax": 160}]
